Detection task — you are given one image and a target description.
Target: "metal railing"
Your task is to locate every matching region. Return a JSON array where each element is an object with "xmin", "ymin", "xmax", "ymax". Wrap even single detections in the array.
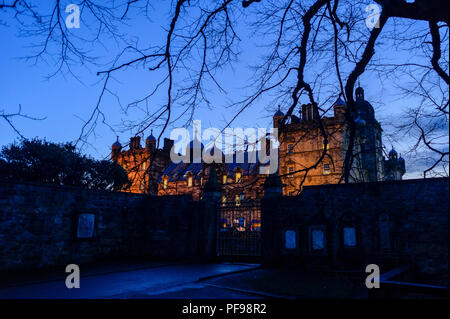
[{"xmin": 218, "ymin": 200, "xmax": 262, "ymax": 259}]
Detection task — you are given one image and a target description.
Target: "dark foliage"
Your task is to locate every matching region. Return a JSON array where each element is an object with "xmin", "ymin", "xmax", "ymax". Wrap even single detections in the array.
[{"xmin": 0, "ymin": 139, "xmax": 130, "ymax": 191}]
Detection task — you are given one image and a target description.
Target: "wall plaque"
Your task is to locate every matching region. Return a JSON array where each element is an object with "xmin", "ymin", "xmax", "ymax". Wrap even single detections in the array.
[
  {"xmin": 77, "ymin": 213, "xmax": 95, "ymax": 239},
  {"xmin": 285, "ymin": 230, "xmax": 297, "ymax": 250},
  {"xmin": 343, "ymin": 227, "xmax": 357, "ymax": 247},
  {"xmin": 311, "ymin": 229, "xmax": 325, "ymax": 250}
]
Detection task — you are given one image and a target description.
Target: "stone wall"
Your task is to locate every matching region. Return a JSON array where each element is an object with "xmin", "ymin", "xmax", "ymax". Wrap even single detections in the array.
[
  {"xmin": 0, "ymin": 181, "xmax": 203, "ymax": 273},
  {"xmin": 261, "ymin": 177, "xmax": 449, "ymax": 285},
  {"xmin": 1, "ymin": 177, "xmax": 448, "ymax": 285}
]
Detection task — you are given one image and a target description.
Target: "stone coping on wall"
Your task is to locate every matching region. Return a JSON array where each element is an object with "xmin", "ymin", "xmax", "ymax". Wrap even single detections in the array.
[
  {"xmin": 300, "ymin": 176, "xmax": 449, "ymax": 191},
  {"xmin": 0, "ymin": 179, "xmax": 148, "ymax": 197},
  {"xmin": 0, "ymin": 180, "xmax": 200, "ymax": 202}
]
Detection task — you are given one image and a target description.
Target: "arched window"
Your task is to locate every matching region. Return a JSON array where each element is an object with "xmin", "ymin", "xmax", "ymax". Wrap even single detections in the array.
[
  {"xmin": 187, "ymin": 176, "xmax": 193, "ymax": 187},
  {"xmin": 222, "ymin": 174, "xmax": 227, "ymax": 184},
  {"xmin": 162, "ymin": 176, "xmax": 168, "ymax": 189}
]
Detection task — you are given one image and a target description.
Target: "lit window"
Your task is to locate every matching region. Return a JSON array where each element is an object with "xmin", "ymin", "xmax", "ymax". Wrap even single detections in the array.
[
  {"xmin": 288, "ymin": 144, "xmax": 294, "ymax": 154},
  {"xmin": 220, "ymin": 218, "xmax": 227, "ymax": 230},
  {"xmin": 235, "ymin": 194, "xmax": 241, "ymax": 206},
  {"xmin": 200, "ymin": 177, "xmax": 204, "ymax": 185},
  {"xmin": 251, "ymin": 220, "xmax": 261, "ymax": 232},
  {"xmin": 142, "ymin": 162, "xmax": 147, "ymax": 170},
  {"xmin": 323, "ymin": 164, "xmax": 331, "ymax": 175},
  {"xmin": 311, "ymin": 228, "xmax": 325, "ymax": 250},
  {"xmin": 187, "ymin": 176, "xmax": 193, "ymax": 187},
  {"xmin": 323, "ymin": 140, "xmax": 329, "ymax": 150},
  {"xmin": 288, "ymin": 166, "xmax": 294, "ymax": 177},
  {"xmin": 235, "ymin": 171, "xmax": 241, "ymax": 183},
  {"xmin": 343, "ymin": 227, "xmax": 357, "ymax": 247},
  {"xmin": 222, "ymin": 174, "xmax": 227, "ymax": 184},
  {"xmin": 163, "ymin": 177, "xmax": 168, "ymax": 189},
  {"xmin": 222, "ymin": 195, "xmax": 227, "ymax": 206}
]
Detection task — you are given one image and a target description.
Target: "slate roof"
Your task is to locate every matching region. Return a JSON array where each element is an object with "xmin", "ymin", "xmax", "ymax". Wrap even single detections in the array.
[{"xmin": 158, "ymin": 150, "xmax": 264, "ymax": 182}]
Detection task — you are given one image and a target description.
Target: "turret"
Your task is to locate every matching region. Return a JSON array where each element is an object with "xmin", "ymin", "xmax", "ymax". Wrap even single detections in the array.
[
  {"xmin": 347, "ymin": 85, "xmax": 383, "ymax": 182},
  {"xmin": 145, "ymin": 129, "xmax": 156, "ymax": 152},
  {"xmin": 129, "ymin": 136, "xmax": 141, "ymax": 150},
  {"xmin": 355, "ymin": 85, "xmax": 364, "ymax": 102},
  {"xmin": 333, "ymin": 97, "xmax": 346, "ymax": 121},
  {"xmin": 273, "ymin": 105, "xmax": 284, "ymax": 129},
  {"xmin": 388, "ymin": 148, "xmax": 398, "ymax": 161},
  {"xmin": 186, "ymin": 136, "xmax": 204, "ymax": 163},
  {"xmin": 111, "ymin": 136, "xmax": 122, "ymax": 160},
  {"xmin": 384, "ymin": 147, "xmax": 406, "ymax": 180}
]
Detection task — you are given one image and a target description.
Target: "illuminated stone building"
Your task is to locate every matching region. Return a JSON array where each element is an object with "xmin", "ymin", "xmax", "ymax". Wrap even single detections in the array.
[
  {"xmin": 157, "ymin": 138, "xmax": 268, "ymax": 202},
  {"xmin": 111, "ymin": 132, "xmax": 173, "ymax": 194},
  {"xmin": 275, "ymin": 100, "xmax": 346, "ymax": 195},
  {"xmin": 277, "ymin": 85, "xmax": 405, "ymax": 195},
  {"xmin": 112, "ymin": 86, "xmax": 406, "ymax": 199}
]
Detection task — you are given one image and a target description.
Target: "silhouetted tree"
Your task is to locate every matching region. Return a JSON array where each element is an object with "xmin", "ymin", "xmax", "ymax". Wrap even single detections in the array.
[
  {"xmin": 1, "ymin": 0, "xmax": 448, "ymax": 180},
  {"xmin": 0, "ymin": 139, "xmax": 130, "ymax": 191}
]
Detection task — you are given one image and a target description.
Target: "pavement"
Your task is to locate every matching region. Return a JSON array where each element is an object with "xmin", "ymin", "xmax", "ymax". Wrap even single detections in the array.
[
  {"xmin": 0, "ymin": 262, "xmax": 261, "ymax": 299},
  {"xmin": 0, "ymin": 261, "xmax": 377, "ymax": 299}
]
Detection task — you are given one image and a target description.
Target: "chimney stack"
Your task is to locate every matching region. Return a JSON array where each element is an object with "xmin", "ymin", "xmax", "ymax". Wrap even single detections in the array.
[
  {"xmin": 302, "ymin": 104, "xmax": 314, "ymax": 121},
  {"xmin": 163, "ymin": 138, "xmax": 174, "ymax": 153},
  {"xmin": 129, "ymin": 136, "xmax": 141, "ymax": 150}
]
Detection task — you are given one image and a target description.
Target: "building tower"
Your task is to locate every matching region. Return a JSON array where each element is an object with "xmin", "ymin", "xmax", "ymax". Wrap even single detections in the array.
[
  {"xmin": 146, "ymin": 130, "xmax": 156, "ymax": 152},
  {"xmin": 186, "ymin": 136, "xmax": 204, "ymax": 163},
  {"xmin": 349, "ymin": 85, "xmax": 385, "ymax": 182},
  {"xmin": 273, "ymin": 105, "xmax": 284, "ymax": 129},
  {"xmin": 384, "ymin": 148, "xmax": 406, "ymax": 180},
  {"xmin": 111, "ymin": 136, "xmax": 122, "ymax": 161}
]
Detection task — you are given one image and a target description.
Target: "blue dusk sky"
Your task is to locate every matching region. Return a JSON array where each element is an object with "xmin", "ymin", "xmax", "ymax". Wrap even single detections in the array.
[{"xmin": 0, "ymin": 1, "xmax": 446, "ymax": 178}]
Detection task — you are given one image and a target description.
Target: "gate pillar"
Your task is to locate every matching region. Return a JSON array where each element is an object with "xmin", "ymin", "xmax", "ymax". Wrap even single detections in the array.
[
  {"xmin": 261, "ymin": 172, "xmax": 283, "ymax": 266},
  {"xmin": 200, "ymin": 165, "xmax": 221, "ymax": 261}
]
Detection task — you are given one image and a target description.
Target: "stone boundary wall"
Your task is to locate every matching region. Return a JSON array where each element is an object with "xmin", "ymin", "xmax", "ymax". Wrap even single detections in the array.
[
  {"xmin": 0, "ymin": 181, "xmax": 200, "ymax": 273},
  {"xmin": 1, "ymin": 177, "xmax": 448, "ymax": 285},
  {"xmin": 261, "ymin": 178, "xmax": 449, "ymax": 284}
]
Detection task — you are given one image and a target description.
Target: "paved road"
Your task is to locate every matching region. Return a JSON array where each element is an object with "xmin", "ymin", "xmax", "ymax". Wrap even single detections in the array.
[{"xmin": 0, "ymin": 263, "xmax": 260, "ymax": 299}]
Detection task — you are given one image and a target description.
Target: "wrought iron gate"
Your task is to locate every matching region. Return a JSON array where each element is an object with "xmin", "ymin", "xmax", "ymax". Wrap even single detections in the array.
[{"xmin": 218, "ymin": 200, "xmax": 261, "ymax": 260}]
